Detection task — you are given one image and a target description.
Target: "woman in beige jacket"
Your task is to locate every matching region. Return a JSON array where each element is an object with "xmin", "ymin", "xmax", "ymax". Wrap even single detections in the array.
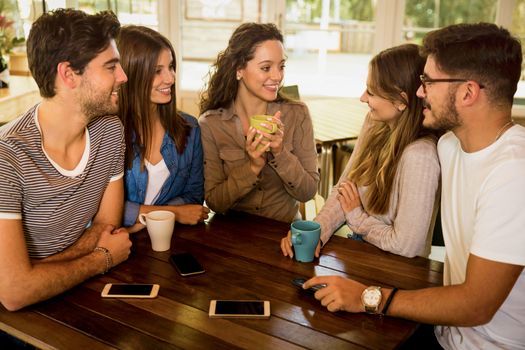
[{"xmin": 199, "ymin": 23, "xmax": 319, "ymax": 223}]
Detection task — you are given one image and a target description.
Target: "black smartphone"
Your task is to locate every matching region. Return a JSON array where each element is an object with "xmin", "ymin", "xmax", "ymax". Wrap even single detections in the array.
[
  {"xmin": 170, "ymin": 252, "xmax": 205, "ymax": 276},
  {"xmin": 101, "ymin": 283, "xmax": 159, "ymax": 298},
  {"xmin": 291, "ymin": 277, "xmax": 327, "ymax": 294},
  {"xmin": 209, "ymin": 300, "xmax": 270, "ymax": 319}
]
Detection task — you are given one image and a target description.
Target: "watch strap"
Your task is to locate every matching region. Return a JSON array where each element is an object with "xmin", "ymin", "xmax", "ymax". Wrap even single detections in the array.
[
  {"xmin": 364, "ymin": 304, "xmax": 379, "ymax": 313},
  {"xmin": 381, "ymin": 287, "xmax": 398, "ymax": 316}
]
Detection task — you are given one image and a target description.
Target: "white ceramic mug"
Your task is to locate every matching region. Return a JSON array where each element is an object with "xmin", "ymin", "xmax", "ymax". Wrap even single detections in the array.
[{"xmin": 138, "ymin": 210, "xmax": 175, "ymax": 252}]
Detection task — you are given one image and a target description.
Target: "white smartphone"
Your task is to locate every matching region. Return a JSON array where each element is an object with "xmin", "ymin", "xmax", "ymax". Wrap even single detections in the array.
[
  {"xmin": 101, "ymin": 283, "xmax": 159, "ymax": 298},
  {"xmin": 208, "ymin": 300, "xmax": 271, "ymax": 319}
]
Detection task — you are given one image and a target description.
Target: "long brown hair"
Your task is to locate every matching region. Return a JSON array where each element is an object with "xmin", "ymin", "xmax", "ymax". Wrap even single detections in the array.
[
  {"xmin": 199, "ymin": 22, "xmax": 289, "ymax": 114},
  {"xmin": 348, "ymin": 44, "xmax": 433, "ymax": 215},
  {"xmin": 117, "ymin": 25, "xmax": 190, "ymax": 169}
]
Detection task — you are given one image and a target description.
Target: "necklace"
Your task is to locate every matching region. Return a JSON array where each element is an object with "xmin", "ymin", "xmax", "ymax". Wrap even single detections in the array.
[{"xmin": 494, "ymin": 120, "xmax": 514, "ymax": 142}]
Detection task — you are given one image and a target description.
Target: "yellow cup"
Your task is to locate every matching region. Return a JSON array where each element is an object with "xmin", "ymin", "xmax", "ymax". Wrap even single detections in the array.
[{"xmin": 250, "ymin": 115, "xmax": 277, "ymax": 151}]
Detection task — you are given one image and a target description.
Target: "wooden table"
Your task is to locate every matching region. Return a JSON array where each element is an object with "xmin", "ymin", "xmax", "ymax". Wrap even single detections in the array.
[
  {"xmin": 305, "ymin": 97, "xmax": 369, "ymax": 198},
  {"xmin": 0, "ymin": 212, "xmax": 443, "ymax": 349}
]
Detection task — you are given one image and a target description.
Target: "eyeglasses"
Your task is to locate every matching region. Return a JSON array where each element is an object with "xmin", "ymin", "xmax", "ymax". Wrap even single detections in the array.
[{"xmin": 419, "ymin": 74, "xmax": 485, "ymax": 93}]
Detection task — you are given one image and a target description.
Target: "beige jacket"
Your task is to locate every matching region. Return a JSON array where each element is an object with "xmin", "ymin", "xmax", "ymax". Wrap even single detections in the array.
[{"xmin": 199, "ymin": 101, "xmax": 319, "ymax": 222}]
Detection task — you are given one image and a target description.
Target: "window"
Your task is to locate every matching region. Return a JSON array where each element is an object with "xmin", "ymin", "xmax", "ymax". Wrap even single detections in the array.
[
  {"xmin": 15, "ymin": 0, "xmax": 159, "ymax": 34},
  {"xmin": 511, "ymin": 0, "xmax": 525, "ymax": 98},
  {"xmin": 401, "ymin": 0, "xmax": 523, "ymax": 98},
  {"xmin": 403, "ymin": 0, "xmax": 498, "ymax": 44},
  {"xmin": 76, "ymin": 0, "xmax": 159, "ymax": 28},
  {"xmin": 282, "ymin": 0, "xmax": 376, "ymax": 97},
  {"xmin": 9, "ymin": 0, "xmax": 525, "ymax": 100},
  {"xmin": 178, "ymin": 0, "xmax": 272, "ymax": 95}
]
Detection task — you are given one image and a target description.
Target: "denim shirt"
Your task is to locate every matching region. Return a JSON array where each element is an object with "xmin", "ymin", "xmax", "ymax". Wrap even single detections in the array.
[{"xmin": 123, "ymin": 113, "xmax": 204, "ymax": 226}]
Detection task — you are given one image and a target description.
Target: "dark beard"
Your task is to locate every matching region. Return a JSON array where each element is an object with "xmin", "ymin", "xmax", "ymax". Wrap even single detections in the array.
[
  {"xmin": 81, "ymin": 97, "xmax": 118, "ymax": 122},
  {"xmin": 425, "ymin": 87, "xmax": 462, "ymax": 131}
]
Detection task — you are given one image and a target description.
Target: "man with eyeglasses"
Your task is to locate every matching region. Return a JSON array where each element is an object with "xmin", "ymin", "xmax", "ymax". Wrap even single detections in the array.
[{"xmin": 304, "ymin": 23, "xmax": 524, "ymax": 349}]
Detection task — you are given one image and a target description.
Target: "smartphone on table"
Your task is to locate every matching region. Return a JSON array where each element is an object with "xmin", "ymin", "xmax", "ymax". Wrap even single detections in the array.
[
  {"xmin": 170, "ymin": 252, "xmax": 205, "ymax": 276},
  {"xmin": 209, "ymin": 300, "xmax": 271, "ymax": 319},
  {"xmin": 101, "ymin": 283, "xmax": 159, "ymax": 298},
  {"xmin": 291, "ymin": 277, "xmax": 327, "ymax": 294}
]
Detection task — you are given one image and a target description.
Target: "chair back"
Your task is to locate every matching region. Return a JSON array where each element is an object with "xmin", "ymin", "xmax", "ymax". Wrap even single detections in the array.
[{"xmin": 280, "ymin": 85, "xmax": 300, "ymax": 101}]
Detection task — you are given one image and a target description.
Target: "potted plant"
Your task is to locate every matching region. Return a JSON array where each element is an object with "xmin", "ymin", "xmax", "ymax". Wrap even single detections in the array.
[{"xmin": 1, "ymin": 1, "xmax": 25, "ymax": 88}]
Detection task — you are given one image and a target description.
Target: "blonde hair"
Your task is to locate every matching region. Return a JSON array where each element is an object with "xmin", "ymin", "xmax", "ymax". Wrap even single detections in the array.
[{"xmin": 348, "ymin": 44, "xmax": 433, "ymax": 215}]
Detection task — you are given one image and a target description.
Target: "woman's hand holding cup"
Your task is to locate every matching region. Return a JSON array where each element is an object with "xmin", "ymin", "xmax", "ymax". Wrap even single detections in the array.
[
  {"xmin": 280, "ymin": 230, "xmax": 294, "ymax": 258},
  {"xmin": 246, "ymin": 126, "xmax": 270, "ymax": 175},
  {"xmin": 246, "ymin": 111, "xmax": 283, "ymax": 175},
  {"xmin": 280, "ymin": 228, "xmax": 322, "ymax": 260},
  {"xmin": 265, "ymin": 111, "xmax": 284, "ymax": 156}
]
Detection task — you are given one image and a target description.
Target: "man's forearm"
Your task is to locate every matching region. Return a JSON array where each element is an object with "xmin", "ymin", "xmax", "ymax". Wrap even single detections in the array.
[
  {"xmin": 3, "ymin": 250, "xmax": 106, "ymax": 311},
  {"xmin": 388, "ymin": 285, "xmax": 486, "ymax": 326},
  {"xmin": 35, "ymin": 224, "xmax": 109, "ymax": 263}
]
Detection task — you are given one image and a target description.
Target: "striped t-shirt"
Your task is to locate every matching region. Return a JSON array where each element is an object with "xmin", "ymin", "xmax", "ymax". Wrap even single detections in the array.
[{"xmin": 0, "ymin": 104, "xmax": 125, "ymax": 258}]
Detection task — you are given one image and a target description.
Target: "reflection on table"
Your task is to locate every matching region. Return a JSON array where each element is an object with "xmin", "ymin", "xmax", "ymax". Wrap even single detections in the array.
[
  {"xmin": 306, "ymin": 97, "xmax": 368, "ymax": 198},
  {"xmin": 0, "ymin": 212, "xmax": 443, "ymax": 349}
]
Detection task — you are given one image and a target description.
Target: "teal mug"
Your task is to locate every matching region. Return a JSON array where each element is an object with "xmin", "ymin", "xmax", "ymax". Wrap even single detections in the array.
[{"xmin": 291, "ymin": 220, "xmax": 321, "ymax": 262}]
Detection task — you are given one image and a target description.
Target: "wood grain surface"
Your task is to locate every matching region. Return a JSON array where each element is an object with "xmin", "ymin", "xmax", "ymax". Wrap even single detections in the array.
[{"xmin": 0, "ymin": 211, "xmax": 443, "ymax": 349}]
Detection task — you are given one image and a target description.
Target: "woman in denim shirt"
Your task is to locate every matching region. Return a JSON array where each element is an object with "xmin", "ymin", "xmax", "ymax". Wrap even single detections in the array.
[{"xmin": 118, "ymin": 26, "xmax": 209, "ymax": 232}]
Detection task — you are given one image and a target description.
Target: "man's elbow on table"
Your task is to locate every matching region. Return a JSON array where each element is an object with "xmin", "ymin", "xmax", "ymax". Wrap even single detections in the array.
[
  {"xmin": 0, "ymin": 269, "xmax": 48, "ymax": 312},
  {"xmin": 0, "ymin": 287, "xmax": 32, "ymax": 311}
]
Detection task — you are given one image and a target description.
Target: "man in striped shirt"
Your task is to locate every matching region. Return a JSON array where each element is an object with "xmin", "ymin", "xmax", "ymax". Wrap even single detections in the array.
[{"xmin": 0, "ymin": 9, "xmax": 132, "ymax": 311}]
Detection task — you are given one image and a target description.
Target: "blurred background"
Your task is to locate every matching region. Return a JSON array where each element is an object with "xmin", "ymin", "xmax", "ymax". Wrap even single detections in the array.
[{"xmin": 1, "ymin": 0, "xmax": 524, "ymax": 118}]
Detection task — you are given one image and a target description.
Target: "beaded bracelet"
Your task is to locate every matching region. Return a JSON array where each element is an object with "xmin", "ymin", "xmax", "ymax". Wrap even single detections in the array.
[
  {"xmin": 381, "ymin": 287, "xmax": 399, "ymax": 316},
  {"xmin": 94, "ymin": 246, "xmax": 113, "ymax": 274}
]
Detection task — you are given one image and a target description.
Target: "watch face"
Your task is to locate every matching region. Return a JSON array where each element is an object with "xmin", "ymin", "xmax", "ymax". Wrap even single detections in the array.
[
  {"xmin": 362, "ymin": 286, "xmax": 382, "ymax": 312},
  {"xmin": 363, "ymin": 288, "xmax": 381, "ymax": 306}
]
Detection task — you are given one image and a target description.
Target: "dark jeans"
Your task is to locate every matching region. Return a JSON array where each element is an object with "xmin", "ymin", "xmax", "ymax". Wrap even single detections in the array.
[
  {"xmin": 0, "ymin": 330, "xmax": 36, "ymax": 349},
  {"xmin": 400, "ymin": 324, "xmax": 443, "ymax": 350}
]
